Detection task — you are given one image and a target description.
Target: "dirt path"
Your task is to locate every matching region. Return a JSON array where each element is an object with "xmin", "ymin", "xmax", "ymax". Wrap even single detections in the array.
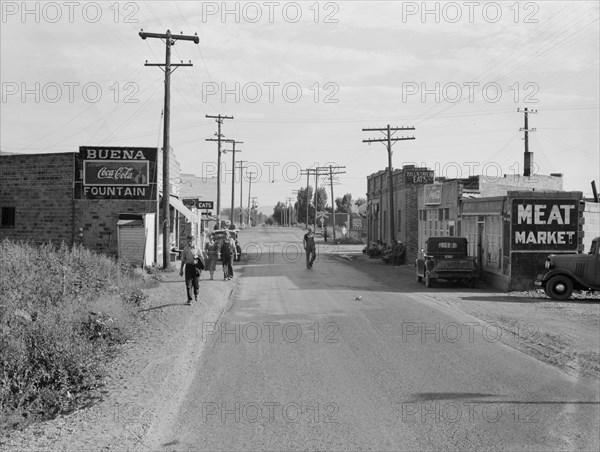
[{"xmin": 1, "ymin": 268, "xmax": 237, "ymax": 452}]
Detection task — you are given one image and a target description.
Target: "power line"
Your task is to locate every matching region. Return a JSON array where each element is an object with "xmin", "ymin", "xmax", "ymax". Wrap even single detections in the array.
[
  {"xmin": 222, "ymin": 140, "xmax": 243, "ymax": 224},
  {"xmin": 317, "ymin": 165, "xmax": 346, "ymax": 240},
  {"xmin": 205, "ymin": 114, "xmax": 234, "ymax": 226},
  {"xmin": 517, "ymin": 108, "xmax": 537, "ymax": 177},
  {"xmin": 140, "ymin": 28, "xmax": 199, "ymax": 268},
  {"xmin": 362, "ymin": 125, "xmax": 416, "ymax": 243}
]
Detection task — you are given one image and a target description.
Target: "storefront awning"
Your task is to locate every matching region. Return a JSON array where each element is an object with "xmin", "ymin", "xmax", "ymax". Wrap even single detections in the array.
[{"xmin": 169, "ymin": 195, "xmax": 199, "ymax": 224}]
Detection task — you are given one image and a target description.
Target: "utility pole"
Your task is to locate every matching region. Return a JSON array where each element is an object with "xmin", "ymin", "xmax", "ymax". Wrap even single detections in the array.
[
  {"xmin": 250, "ymin": 197, "xmax": 258, "ymax": 227},
  {"xmin": 223, "ymin": 140, "xmax": 243, "ymax": 225},
  {"xmin": 312, "ymin": 167, "xmax": 328, "ymax": 231},
  {"xmin": 286, "ymin": 197, "xmax": 295, "ymax": 227},
  {"xmin": 314, "ymin": 171, "xmax": 319, "ymax": 231},
  {"xmin": 300, "ymin": 169, "xmax": 311, "ymax": 229},
  {"xmin": 292, "ymin": 190, "xmax": 300, "ymax": 226},
  {"xmin": 247, "ymin": 172, "xmax": 256, "ymax": 227},
  {"xmin": 363, "ymin": 125, "xmax": 415, "ymax": 243},
  {"xmin": 237, "ymin": 160, "xmax": 247, "ymax": 227},
  {"xmin": 140, "ymin": 28, "xmax": 198, "ymax": 269},
  {"xmin": 518, "ymin": 108, "xmax": 537, "ymax": 177},
  {"xmin": 318, "ymin": 165, "xmax": 346, "ymax": 241},
  {"xmin": 206, "ymin": 114, "xmax": 234, "ymax": 228}
]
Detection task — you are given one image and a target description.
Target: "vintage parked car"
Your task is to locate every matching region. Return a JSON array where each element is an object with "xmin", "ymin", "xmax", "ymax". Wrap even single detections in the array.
[
  {"xmin": 212, "ymin": 229, "xmax": 238, "ymax": 241},
  {"xmin": 535, "ymin": 236, "xmax": 600, "ymax": 300},
  {"xmin": 415, "ymin": 236, "xmax": 478, "ymax": 288}
]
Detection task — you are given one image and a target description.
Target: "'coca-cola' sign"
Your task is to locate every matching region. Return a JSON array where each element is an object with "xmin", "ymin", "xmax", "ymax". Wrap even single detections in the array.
[{"xmin": 83, "ymin": 161, "xmax": 148, "ymax": 186}]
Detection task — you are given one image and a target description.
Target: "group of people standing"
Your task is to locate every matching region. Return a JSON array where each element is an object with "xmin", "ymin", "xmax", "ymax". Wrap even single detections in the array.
[
  {"xmin": 179, "ymin": 231, "xmax": 239, "ymax": 305},
  {"xmin": 367, "ymin": 239, "xmax": 406, "ymax": 266}
]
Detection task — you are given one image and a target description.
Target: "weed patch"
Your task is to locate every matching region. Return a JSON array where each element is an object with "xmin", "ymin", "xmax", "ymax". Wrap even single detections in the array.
[{"xmin": 0, "ymin": 240, "xmax": 148, "ymax": 431}]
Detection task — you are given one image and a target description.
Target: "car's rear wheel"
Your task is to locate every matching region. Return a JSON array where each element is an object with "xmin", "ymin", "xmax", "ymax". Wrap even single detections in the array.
[
  {"xmin": 425, "ymin": 273, "xmax": 434, "ymax": 288},
  {"xmin": 546, "ymin": 275, "xmax": 574, "ymax": 301}
]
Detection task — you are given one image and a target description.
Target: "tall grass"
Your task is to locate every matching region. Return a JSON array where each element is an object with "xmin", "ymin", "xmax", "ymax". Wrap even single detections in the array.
[{"xmin": 0, "ymin": 239, "xmax": 148, "ymax": 430}]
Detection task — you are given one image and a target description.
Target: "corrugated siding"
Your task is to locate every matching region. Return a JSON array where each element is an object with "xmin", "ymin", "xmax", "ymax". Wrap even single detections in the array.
[{"xmin": 118, "ymin": 226, "xmax": 145, "ymax": 266}]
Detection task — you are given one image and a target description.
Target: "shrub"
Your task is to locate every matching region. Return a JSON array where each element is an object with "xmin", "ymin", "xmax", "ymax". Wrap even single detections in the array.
[{"xmin": 0, "ymin": 239, "xmax": 145, "ymax": 431}]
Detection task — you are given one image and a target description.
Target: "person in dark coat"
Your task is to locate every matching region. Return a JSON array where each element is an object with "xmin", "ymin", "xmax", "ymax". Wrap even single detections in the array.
[
  {"xmin": 219, "ymin": 231, "xmax": 238, "ymax": 280},
  {"xmin": 179, "ymin": 235, "xmax": 201, "ymax": 304},
  {"xmin": 303, "ymin": 226, "xmax": 316, "ymax": 269}
]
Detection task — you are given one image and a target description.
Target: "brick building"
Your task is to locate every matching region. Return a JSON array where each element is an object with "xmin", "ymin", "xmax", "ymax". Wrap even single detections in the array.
[
  {"xmin": 0, "ymin": 148, "xmax": 200, "ymax": 267},
  {"xmin": 366, "ymin": 165, "xmax": 434, "ymax": 263}
]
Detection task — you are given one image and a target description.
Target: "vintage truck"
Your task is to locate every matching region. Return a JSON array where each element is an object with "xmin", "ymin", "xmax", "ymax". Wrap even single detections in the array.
[
  {"xmin": 535, "ymin": 236, "xmax": 600, "ymax": 300},
  {"xmin": 415, "ymin": 236, "xmax": 478, "ymax": 288}
]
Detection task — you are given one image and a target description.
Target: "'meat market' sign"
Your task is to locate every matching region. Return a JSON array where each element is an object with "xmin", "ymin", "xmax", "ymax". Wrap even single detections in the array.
[{"xmin": 511, "ymin": 199, "xmax": 579, "ymax": 251}]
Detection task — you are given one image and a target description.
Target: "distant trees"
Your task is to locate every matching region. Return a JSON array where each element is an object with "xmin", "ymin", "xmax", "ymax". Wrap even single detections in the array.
[
  {"xmin": 335, "ymin": 193, "xmax": 354, "ymax": 213},
  {"xmin": 272, "ymin": 201, "xmax": 286, "ymax": 225},
  {"xmin": 295, "ymin": 186, "xmax": 327, "ymax": 225}
]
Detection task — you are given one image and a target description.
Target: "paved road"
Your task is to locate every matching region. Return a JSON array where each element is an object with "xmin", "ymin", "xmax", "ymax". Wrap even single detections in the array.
[{"xmin": 149, "ymin": 227, "xmax": 599, "ymax": 451}]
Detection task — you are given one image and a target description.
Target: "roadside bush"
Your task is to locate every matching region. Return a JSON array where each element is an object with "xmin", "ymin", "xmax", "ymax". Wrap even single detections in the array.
[{"xmin": 0, "ymin": 239, "xmax": 145, "ymax": 430}]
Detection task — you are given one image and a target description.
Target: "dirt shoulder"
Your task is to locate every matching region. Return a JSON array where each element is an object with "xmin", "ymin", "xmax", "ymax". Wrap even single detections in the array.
[
  {"xmin": 353, "ymin": 251, "xmax": 600, "ymax": 383},
  {"xmin": 0, "ymin": 266, "xmax": 237, "ymax": 452}
]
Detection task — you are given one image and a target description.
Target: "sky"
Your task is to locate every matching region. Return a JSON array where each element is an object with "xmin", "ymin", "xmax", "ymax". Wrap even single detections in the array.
[{"xmin": 1, "ymin": 1, "xmax": 599, "ymax": 215}]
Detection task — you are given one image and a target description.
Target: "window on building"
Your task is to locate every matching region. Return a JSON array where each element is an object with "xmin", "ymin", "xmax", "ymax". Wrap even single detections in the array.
[
  {"xmin": 1, "ymin": 207, "xmax": 16, "ymax": 228},
  {"xmin": 397, "ymin": 209, "xmax": 402, "ymax": 232},
  {"xmin": 428, "ymin": 209, "xmax": 432, "ymax": 234}
]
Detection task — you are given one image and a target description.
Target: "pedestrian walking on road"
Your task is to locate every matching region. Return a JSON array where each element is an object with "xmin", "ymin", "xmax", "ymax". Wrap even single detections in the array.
[
  {"xmin": 204, "ymin": 233, "xmax": 219, "ymax": 280},
  {"xmin": 180, "ymin": 235, "xmax": 202, "ymax": 304},
  {"xmin": 303, "ymin": 226, "xmax": 316, "ymax": 269},
  {"xmin": 219, "ymin": 231, "xmax": 237, "ymax": 280}
]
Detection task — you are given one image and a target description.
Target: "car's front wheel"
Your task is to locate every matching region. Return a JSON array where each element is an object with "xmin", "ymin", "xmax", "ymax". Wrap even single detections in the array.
[{"xmin": 545, "ymin": 275, "xmax": 574, "ymax": 301}]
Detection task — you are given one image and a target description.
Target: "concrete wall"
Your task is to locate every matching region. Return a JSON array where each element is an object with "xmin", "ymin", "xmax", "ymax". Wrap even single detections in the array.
[
  {"xmin": 509, "ymin": 252, "xmax": 550, "ymax": 291},
  {"xmin": 582, "ymin": 201, "xmax": 600, "ymax": 253},
  {"xmin": 480, "ymin": 174, "xmax": 563, "ymax": 197}
]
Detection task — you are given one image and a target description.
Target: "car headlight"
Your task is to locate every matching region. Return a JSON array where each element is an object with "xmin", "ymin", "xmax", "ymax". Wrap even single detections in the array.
[{"xmin": 545, "ymin": 259, "xmax": 553, "ymax": 270}]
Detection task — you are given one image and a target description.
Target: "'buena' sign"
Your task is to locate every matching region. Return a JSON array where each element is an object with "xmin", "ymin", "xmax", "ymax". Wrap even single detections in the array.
[{"xmin": 75, "ymin": 146, "xmax": 158, "ymax": 200}]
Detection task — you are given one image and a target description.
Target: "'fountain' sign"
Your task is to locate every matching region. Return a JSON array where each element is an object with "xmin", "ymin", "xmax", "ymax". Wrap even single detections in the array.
[{"xmin": 75, "ymin": 146, "xmax": 158, "ymax": 200}]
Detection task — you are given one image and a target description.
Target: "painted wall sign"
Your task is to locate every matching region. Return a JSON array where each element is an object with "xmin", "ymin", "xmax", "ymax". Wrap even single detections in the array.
[
  {"xmin": 424, "ymin": 184, "xmax": 442, "ymax": 205},
  {"xmin": 511, "ymin": 199, "xmax": 579, "ymax": 250},
  {"xmin": 462, "ymin": 199, "xmax": 505, "ymax": 215},
  {"xmin": 83, "ymin": 161, "xmax": 149, "ymax": 186},
  {"xmin": 75, "ymin": 146, "xmax": 158, "ymax": 200},
  {"xmin": 405, "ymin": 170, "xmax": 434, "ymax": 185}
]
